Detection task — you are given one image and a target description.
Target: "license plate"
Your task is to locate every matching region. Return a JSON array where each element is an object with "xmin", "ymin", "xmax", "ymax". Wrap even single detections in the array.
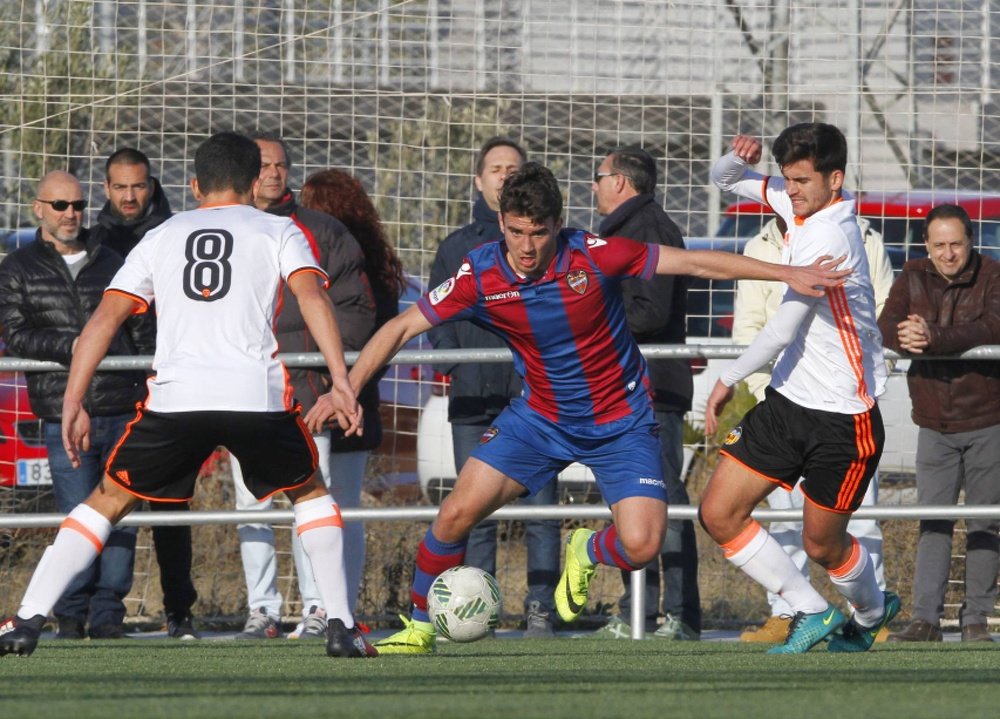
[{"xmin": 16, "ymin": 458, "xmax": 52, "ymax": 486}]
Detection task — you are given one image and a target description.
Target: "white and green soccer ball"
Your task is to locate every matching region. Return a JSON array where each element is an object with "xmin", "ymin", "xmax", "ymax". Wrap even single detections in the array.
[{"xmin": 427, "ymin": 565, "xmax": 502, "ymax": 642}]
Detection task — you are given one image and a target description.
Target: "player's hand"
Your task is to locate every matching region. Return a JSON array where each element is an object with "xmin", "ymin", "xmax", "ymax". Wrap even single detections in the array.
[
  {"xmin": 730, "ymin": 135, "xmax": 763, "ymax": 165},
  {"xmin": 785, "ymin": 255, "xmax": 850, "ymax": 297},
  {"xmin": 62, "ymin": 400, "xmax": 91, "ymax": 469},
  {"xmin": 304, "ymin": 377, "xmax": 363, "ymax": 437},
  {"xmin": 704, "ymin": 379, "xmax": 735, "ymax": 437}
]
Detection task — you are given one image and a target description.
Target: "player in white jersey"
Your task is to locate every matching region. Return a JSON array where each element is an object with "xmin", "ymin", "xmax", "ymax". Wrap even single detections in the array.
[
  {"xmin": 0, "ymin": 132, "xmax": 376, "ymax": 660},
  {"xmin": 698, "ymin": 123, "xmax": 899, "ymax": 654}
]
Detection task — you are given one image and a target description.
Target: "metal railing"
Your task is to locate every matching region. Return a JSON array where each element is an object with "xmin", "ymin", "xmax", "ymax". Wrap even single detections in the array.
[{"xmin": 3, "ymin": 344, "xmax": 999, "ymax": 638}]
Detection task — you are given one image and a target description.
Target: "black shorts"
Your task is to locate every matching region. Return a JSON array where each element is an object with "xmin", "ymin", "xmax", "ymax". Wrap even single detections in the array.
[
  {"xmin": 720, "ymin": 387, "xmax": 884, "ymax": 513},
  {"xmin": 106, "ymin": 407, "xmax": 318, "ymax": 502}
]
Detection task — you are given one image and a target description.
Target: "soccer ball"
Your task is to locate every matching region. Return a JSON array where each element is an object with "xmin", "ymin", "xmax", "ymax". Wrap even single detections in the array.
[{"xmin": 427, "ymin": 565, "xmax": 502, "ymax": 642}]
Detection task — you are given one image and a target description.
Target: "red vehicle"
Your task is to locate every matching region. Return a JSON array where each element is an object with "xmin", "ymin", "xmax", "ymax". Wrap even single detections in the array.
[
  {"xmin": 716, "ymin": 190, "xmax": 1000, "ymax": 267},
  {"xmin": 0, "ymin": 372, "xmax": 50, "ymax": 488}
]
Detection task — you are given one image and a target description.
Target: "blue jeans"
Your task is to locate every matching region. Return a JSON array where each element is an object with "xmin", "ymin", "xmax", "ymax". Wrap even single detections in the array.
[
  {"xmin": 453, "ymin": 421, "xmax": 561, "ymax": 614},
  {"xmin": 44, "ymin": 415, "xmax": 137, "ymax": 628},
  {"xmin": 618, "ymin": 410, "xmax": 701, "ymax": 632}
]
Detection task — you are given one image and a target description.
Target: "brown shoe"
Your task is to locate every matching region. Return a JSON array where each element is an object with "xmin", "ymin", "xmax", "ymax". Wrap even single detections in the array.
[
  {"xmin": 740, "ymin": 615, "xmax": 791, "ymax": 643},
  {"xmin": 961, "ymin": 623, "xmax": 995, "ymax": 642},
  {"xmin": 887, "ymin": 619, "xmax": 943, "ymax": 642}
]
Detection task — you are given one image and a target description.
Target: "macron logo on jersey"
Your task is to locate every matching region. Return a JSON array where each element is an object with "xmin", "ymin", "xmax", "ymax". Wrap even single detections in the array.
[{"xmin": 485, "ymin": 290, "xmax": 521, "ymax": 303}]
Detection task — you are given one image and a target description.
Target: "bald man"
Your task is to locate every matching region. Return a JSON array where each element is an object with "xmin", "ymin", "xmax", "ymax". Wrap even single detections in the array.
[{"xmin": 0, "ymin": 171, "xmax": 155, "ymax": 640}]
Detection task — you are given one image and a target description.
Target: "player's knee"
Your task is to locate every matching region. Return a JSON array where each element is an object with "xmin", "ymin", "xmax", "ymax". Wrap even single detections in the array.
[
  {"xmin": 697, "ymin": 499, "xmax": 734, "ymax": 543},
  {"xmin": 434, "ymin": 495, "xmax": 481, "ymax": 542}
]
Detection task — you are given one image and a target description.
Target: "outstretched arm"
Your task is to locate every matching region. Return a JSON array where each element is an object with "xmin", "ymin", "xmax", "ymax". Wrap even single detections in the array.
[
  {"xmin": 62, "ymin": 293, "xmax": 137, "ymax": 467},
  {"xmin": 288, "ymin": 271, "xmax": 361, "ymax": 435},
  {"xmin": 303, "ymin": 304, "xmax": 434, "ymax": 434},
  {"xmin": 655, "ymin": 245, "xmax": 847, "ymax": 298}
]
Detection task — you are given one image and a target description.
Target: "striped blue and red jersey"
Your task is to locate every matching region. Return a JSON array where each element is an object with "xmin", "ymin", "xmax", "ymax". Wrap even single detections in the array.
[{"xmin": 417, "ymin": 228, "xmax": 661, "ymax": 425}]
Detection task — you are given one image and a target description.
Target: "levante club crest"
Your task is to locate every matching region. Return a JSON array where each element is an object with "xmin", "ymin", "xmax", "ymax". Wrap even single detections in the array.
[{"xmin": 567, "ymin": 270, "xmax": 588, "ymax": 294}]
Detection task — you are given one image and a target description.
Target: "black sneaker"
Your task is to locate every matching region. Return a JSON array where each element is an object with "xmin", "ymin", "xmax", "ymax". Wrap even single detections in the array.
[
  {"xmin": 0, "ymin": 615, "xmax": 46, "ymax": 657},
  {"xmin": 57, "ymin": 618, "xmax": 85, "ymax": 640},
  {"xmin": 88, "ymin": 622, "xmax": 129, "ymax": 639},
  {"xmin": 326, "ymin": 618, "xmax": 378, "ymax": 658},
  {"xmin": 166, "ymin": 613, "xmax": 200, "ymax": 640}
]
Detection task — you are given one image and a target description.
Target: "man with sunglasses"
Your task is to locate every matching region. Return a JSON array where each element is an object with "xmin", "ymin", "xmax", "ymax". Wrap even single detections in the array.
[{"xmin": 0, "ymin": 171, "xmax": 155, "ymax": 640}]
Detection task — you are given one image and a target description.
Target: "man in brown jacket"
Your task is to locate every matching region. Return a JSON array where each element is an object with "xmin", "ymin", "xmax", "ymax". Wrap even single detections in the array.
[{"xmin": 878, "ymin": 203, "xmax": 1000, "ymax": 643}]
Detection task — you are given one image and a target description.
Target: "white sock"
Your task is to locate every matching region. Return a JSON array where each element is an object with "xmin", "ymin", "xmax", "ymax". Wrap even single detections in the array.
[
  {"xmin": 723, "ymin": 521, "xmax": 828, "ymax": 615},
  {"xmin": 828, "ymin": 536, "xmax": 884, "ymax": 627},
  {"xmin": 20, "ymin": 504, "xmax": 112, "ymax": 619},
  {"xmin": 294, "ymin": 495, "xmax": 352, "ymax": 627}
]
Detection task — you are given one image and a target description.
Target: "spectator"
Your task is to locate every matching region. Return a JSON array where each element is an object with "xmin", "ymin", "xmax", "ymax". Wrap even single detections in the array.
[
  {"xmin": 427, "ymin": 137, "xmax": 560, "ymax": 638},
  {"xmin": 0, "ymin": 131, "xmax": 374, "ymax": 660},
  {"xmin": 733, "ymin": 214, "xmax": 893, "ymax": 643},
  {"xmin": 90, "ymin": 148, "xmax": 200, "ymax": 641},
  {"xmin": 298, "ymin": 167, "xmax": 405, "ymax": 618},
  {"xmin": 880, "ymin": 204, "xmax": 1000, "ymax": 643},
  {"xmin": 0, "ymin": 171, "xmax": 154, "ymax": 639},
  {"xmin": 589, "ymin": 146, "xmax": 700, "ymax": 640},
  {"xmin": 231, "ymin": 135, "xmax": 377, "ymax": 640}
]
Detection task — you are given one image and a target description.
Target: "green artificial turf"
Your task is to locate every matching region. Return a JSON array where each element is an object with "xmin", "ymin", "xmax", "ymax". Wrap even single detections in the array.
[{"xmin": 1, "ymin": 638, "xmax": 999, "ymax": 719}]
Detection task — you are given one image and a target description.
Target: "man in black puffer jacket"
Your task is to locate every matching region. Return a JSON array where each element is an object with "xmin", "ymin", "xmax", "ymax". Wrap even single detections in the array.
[
  {"xmin": 0, "ymin": 171, "xmax": 154, "ymax": 640},
  {"xmin": 89, "ymin": 148, "xmax": 201, "ymax": 641}
]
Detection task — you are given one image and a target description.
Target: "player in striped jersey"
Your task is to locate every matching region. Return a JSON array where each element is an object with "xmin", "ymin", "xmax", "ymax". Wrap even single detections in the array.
[
  {"xmin": 0, "ymin": 132, "xmax": 375, "ymax": 659},
  {"xmin": 305, "ymin": 161, "xmax": 848, "ymax": 654},
  {"xmin": 700, "ymin": 124, "xmax": 900, "ymax": 654}
]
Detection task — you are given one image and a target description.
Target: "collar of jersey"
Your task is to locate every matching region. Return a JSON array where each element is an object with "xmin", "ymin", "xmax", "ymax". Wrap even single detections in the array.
[{"xmin": 497, "ymin": 232, "xmax": 572, "ymax": 285}]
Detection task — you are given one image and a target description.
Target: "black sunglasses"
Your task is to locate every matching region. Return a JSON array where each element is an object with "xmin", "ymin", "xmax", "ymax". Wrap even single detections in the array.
[{"xmin": 37, "ymin": 198, "xmax": 87, "ymax": 212}]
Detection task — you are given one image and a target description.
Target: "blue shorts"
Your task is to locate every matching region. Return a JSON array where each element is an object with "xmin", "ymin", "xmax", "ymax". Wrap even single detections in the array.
[{"xmin": 470, "ymin": 399, "xmax": 667, "ymax": 506}]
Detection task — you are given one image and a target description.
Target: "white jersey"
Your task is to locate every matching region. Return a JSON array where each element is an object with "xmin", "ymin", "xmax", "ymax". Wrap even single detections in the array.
[
  {"xmin": 107, "ymin": 204, "xmax": 326, "ymax": 413},
  {"xmin": 713, "ymin": 153, "xmax": 888, "ymax": 415}
]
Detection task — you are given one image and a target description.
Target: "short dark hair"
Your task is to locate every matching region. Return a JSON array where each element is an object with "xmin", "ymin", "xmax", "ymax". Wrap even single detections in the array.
[
  {"xmin": 194, "ymin": 132, "xmax": 261, "ymax": 195},
  {"xmin": 924, "ymin": 203, "xmax": 974, "ymax": 241},
  {"xmin": 249, "ymin": 131, "xmax": 292, "ymax": 167},
  {"xmin": 772, "ymin": 122, "xmax": 847, "ymax": 175},
  {"xmin": 106, "ymin": 147, "xmax": 151, "ymax": 176},
  {"xmin": 609, "ymin": 145, "xmax": 657, "ymax": 194},
  {"xmin": 498, "ymin": 162, "xmax": 562, "ymax": 223},
  {"xmin": 475, "ymin": 136, "xmax": 527, "ymax": 177}
]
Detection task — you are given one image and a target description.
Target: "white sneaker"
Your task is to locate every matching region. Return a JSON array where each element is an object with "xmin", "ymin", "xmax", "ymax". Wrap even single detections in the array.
[
  {"xmin": 237, "ymin": 608, "xmax": 281, "ymax": 639},
  {"xmin": 288, "ymin": 606, "xmax": 327, "ymax": 640}
]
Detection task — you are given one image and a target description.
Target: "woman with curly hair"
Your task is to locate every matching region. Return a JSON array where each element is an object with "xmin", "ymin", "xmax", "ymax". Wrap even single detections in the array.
[{"xmin": 301, "ymin": 170, "xmax": 405, "ymax": 330}]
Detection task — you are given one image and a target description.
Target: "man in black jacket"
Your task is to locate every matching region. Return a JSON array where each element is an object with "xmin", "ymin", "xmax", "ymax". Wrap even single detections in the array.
[
  {"xmin": 0, "ymin": 171, "xmax": 155, "ymax": 639},
  {"xmin": 231, "ymin": 134, "xmax": 377, "ymax": 640},
  {"xmin": 90, "ymin": 148, "xmax": 200, "ymax": 641},
  {"xmin": 428, "ymin": 137, "xmax": 560, "ymax": 637},
  {"xmin": 590, "ymin": 146, "xmax": 701, "ymax": 639}
]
